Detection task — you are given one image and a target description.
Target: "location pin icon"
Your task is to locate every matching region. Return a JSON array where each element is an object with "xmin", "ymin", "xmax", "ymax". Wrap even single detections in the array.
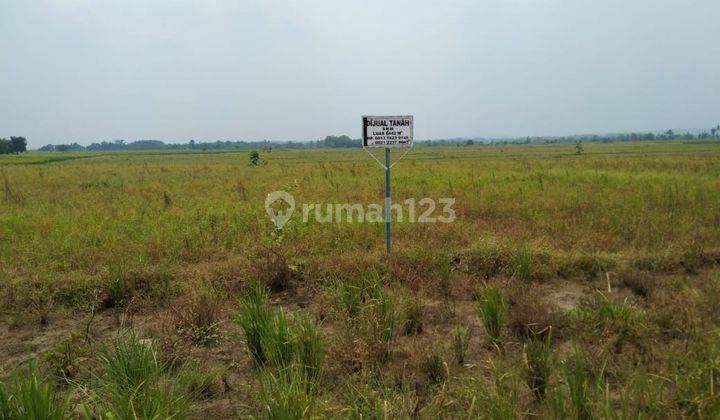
[{"xmin": 265, "ymin": 190, "xmax": 295, "ymax": 228}]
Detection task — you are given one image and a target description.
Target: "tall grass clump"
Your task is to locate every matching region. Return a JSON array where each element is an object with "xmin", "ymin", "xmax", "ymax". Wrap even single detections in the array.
[
  {"xmin": 259, "ymin": 363, "xmax": 322, "ymax": 420},
  {"xmin": 400, "ymin": 293, "xmax": 424, "ymax": 335},
  {"xmin": 94, "ymin": 331, "xmax": 191, "ymax": 419},
  {"xmin": 0, "ymin": 364, "xmax": 69, "ymax": 420},
  {"xmin": 234, "ymin": 282, "xmax": 324, "ymax": 377},
  {"xmin": 364, "ymin": 273, "xmax": 396, "ymax": 358},
  {"xmin": 573, "ymin": 292, "xmax": 645, "ymax": 344},
  {"xmin": 233, "ymin": 283, "xmax": 326, "ymax": 417},
  {"xmin": 259, "ymin": 318, "xmax": 325, "ymax": 419},
  {"xmin": 259, "ymin": 315, "xmax": 325, "ymax": 418},
  {"xmin": 451, "ymin": 326, "xmax": 471, "ymax": 365},
  {"xmin": 291, "ymin": 317, "xmax": 324, "ymax": 386},
  {"xmin": 476, "ymin": 284, "xmax": 506, "ymax": 347},
  {"xmin": 523, "ymin": 328, "xmax": 553, "ymax": 400},
  {"xmin": 332, "ymin": 273, "xmax": 396, "ymax": 354},
  {"xmin": 564, "ymin": 346, "xmax": 593, "ymax": 420},
  {"xmin": 234, "ymin": 281, "xmax": 274, "ymax": 366},
  {"xmin": 330, "ymin": 279, "xmax": 364, "ymax": 323}
]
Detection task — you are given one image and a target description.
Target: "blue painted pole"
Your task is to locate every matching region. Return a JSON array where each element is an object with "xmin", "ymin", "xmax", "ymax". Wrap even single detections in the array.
[{"xmin": 385, "ymin": 147, "xmax": 391, "ymax": 253}]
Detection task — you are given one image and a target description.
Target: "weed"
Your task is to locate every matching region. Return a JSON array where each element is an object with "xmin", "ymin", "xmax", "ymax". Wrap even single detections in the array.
[
  {"xmin": 102, "ymin": 265, "xmax": 176, "ymax": 308},
  {"xmin": 480, "ymin": 359, "xmax": 522, "ymax": 418}
]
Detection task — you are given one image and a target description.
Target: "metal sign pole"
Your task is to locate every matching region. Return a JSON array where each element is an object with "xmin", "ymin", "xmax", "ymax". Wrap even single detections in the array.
[
  {"xmin": 362, "ymin": 115, "xmax": 412, "ymax": 254},
  {"xmin": 385, "ymin": 147, "xmax": 391, "ymax": 254}
]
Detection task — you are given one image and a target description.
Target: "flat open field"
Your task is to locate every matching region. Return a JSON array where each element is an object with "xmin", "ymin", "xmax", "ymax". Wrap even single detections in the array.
[{"xmin": 2, "ymin": 141, "xmax": 720, "ymax": 418}]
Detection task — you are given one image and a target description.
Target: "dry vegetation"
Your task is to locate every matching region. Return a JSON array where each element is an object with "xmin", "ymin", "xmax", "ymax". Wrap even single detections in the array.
[{"xmin": 1, "ymin": 141, "xmax": 720, "ymax": 418}]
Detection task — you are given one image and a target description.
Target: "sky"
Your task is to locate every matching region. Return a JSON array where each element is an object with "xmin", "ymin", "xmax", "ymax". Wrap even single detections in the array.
[{"xmin": 1, "ymin": 0, "xmax": 719, "ymax": 148}]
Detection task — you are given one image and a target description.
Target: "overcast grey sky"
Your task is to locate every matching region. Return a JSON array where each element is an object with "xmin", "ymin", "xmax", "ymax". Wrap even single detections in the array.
[{"xmin": 1, "ymin": 0, "xmax": 719, "ymax": 148}]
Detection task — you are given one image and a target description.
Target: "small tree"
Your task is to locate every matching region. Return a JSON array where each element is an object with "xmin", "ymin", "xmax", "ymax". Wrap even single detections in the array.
[
  {"xmin": 249, "ymin": 150, "xmax": 261, "ymax": 166},
  {"xmin": 575, "ymin": 140, "xmax": 584, "ymax": 155}
]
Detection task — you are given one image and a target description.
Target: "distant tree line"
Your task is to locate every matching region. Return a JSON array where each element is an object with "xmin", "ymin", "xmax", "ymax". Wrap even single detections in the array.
[
  {"xmin": 34, "ymin": 125, "xmax": 720, "ymax": 152},
  {"xmin": 38, "ymin": 135, "xmax": 362, "ymax": 152},
  {"xmin": 0, "ymin": 137, "xmax": 27, "ymax": 154}
]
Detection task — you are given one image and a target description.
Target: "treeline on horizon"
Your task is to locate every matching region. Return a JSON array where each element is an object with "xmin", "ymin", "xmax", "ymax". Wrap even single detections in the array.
[
  {"xmin": 33, "ymin": 127, "xmax": 720, "ymax": 152},
  {"xmin": 0, "ymin": 136, "xmax": 27, "ymax": 154}
]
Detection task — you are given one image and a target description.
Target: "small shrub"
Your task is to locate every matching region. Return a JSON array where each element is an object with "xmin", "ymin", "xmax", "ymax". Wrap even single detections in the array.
[
  {"xmin": 523, "ymin": 329, "xmax": 553, "ymax": 400},
  {"xmin": 465, "ymin": 237, "xmax": 505, "ymax": 279},
  {"xmin": 44, "ymin": 333, "xmax": 89, "ymax": 380},
  {"xmin": 557, "ymin": 253, "xmax": 617, "ymax": 280},
  {"xmin": 174, "ymin": 290, "xmax": 221, "ymax": 345},
  {"xmin": 249, "ymin": 150, "xmax": 262, "ymax": 166},
  {"xmin": 450, "ymin": 326, "xmax": 471, "ymax": 365},
  {"xmin": 618, "ymin": 268, "xmax": 653, "ymax": 298},
  {"xmin": 421, "ymin": 347, "xmax": 448, "ymax": 386},
  {"xmin": 254, "ymin": 247, "xmax": 296, "ymax": 292},
  {"xmin": 506, "ymin": 290, "xmax": 555, "ymax": 339},
  {"xmin": 103, "ymin": 265, "xmax": 176, "ymax": 308},
  {"xmin": 476, "ymin": 284, "xmax": 506, "ymax": 346}
]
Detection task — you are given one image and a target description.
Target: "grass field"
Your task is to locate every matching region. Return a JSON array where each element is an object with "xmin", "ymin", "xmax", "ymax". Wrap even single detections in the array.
[{"xmin": 1, "ymin": 141, "xmax": 720, "ymax": 418}]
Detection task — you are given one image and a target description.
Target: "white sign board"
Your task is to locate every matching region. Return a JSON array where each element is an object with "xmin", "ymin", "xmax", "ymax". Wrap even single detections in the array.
[{"xmin": 362, "ymin": 115, "xmax": 413, "ymax": 148}]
